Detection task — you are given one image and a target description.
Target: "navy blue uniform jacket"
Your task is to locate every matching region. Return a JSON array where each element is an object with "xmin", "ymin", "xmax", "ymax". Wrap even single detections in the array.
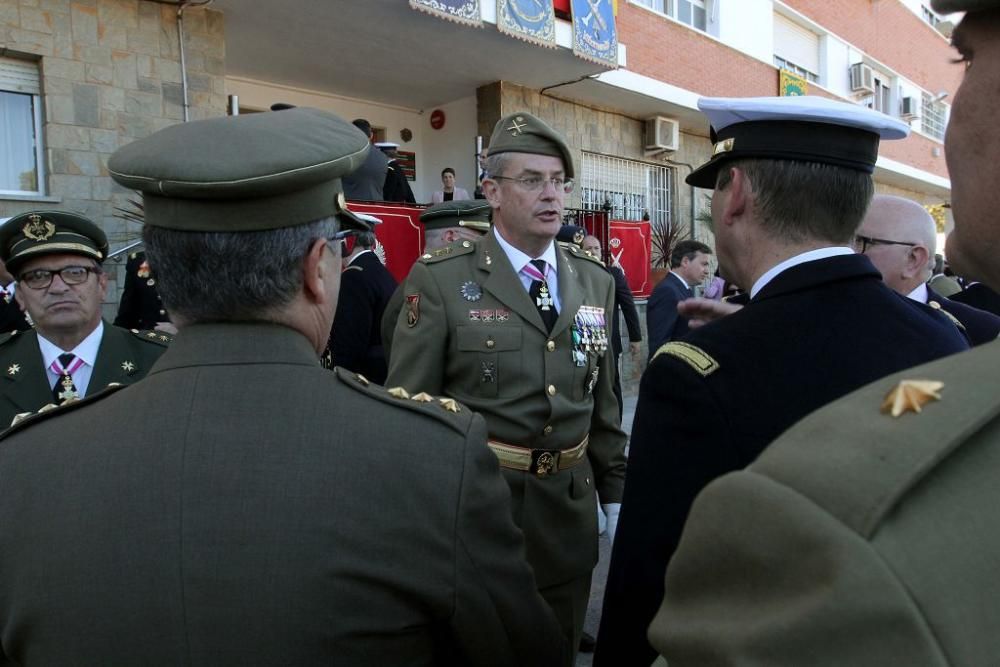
[
  {"xmin": 596, "ymin": 254, "xmax": 969, "ymax": 667},
  {"xmin": 329, "ymin": 251, "xmax": 398, "ymax": 385},
  {"xmin": 950, "ymin": 283, "xmax": 1000, "ymax": 317},
  {"xmin": 928, "ymin": 286, "xmax": 1000, "ymax": 346}
]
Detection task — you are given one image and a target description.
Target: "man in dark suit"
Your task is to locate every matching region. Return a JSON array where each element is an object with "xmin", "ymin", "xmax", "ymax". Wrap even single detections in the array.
[
  {"xmin": 0, "ymin": 107, "xmax": 565, "ymax": 665},
  {"xmin": 0, "ymin": 211, "xmax": 168, "ymax": 429},
  {"xmin": 113, "ymin": 250, "xmax": 175, "ymax": 333},
  {"xmin": 582, "ymin": 234, "xmax": 642, "ymax": 420},
  {"xmin": 0, "ymin": 258, "xmax": 30, "ymax": 334},
  {"xmin": 856, "ymin": 194, "xmax": 1000, "ymax": 345},
  {"xmin": 595, "ymin": 95, "xmax": 968, "ymax": 667},
  {"xmin": 645, "ymin": 239, "xmax": 712, "ymax": 358},
  {"xmin": 328, "ymin": 228, "xmax": 398, "ymax": 384},
  {"xmin": 376, "ymin": 142, "xmax": 416, "ymax": 203},
  {"xmin": 649, "ymin": 5, "xmax": 1000, "ymax": 663},
  {"xmin": 342, "ymin": 118, "xmax": 389, "ymax": 202}
]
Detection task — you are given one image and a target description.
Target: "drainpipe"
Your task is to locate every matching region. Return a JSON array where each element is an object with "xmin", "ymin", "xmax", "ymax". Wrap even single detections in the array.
[{"xmin": 177, "ymin": 3, "xmax": 190, "ymax": 122}]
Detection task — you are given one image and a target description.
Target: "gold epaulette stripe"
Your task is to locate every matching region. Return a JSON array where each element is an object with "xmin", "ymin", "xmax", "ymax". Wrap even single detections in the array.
[{"xmin": 653, "ymin": 341, "xmax": 719, "ymax": 376}]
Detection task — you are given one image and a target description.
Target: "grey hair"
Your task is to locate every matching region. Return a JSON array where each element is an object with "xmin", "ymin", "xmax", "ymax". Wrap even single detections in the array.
[
  {"xmin": 716, "ymin": 159, "xmax": 874, "ymax": 245},
  {"xmin": 143, "ymin": 216, "xmax": 338, "ymax": 323},
  {"xmin": 483, "ymin": 153, "xmax": 512, "ymax": 180}
]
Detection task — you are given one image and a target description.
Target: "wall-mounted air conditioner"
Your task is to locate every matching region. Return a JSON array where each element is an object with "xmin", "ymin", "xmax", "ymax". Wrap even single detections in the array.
[
  {"xmin": 644, "ymin": 116, "xmax": 679, "ymax": 152},
  {"xmin": 849, "ymin": 62, "xmax": 875, "ymax": 95}
]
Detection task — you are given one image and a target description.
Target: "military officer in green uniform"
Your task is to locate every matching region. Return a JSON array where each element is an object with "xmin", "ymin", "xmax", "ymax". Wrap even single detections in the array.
[
  {"xmin": 0, "ymin": 211, "xmax": 168, "ymax": 429},
  {"xmin": 0, "ymin": 108, "xmax": 565, "ymax": 664},
  {"xmin": 381, "ymin": 198, "xmax": 492, "ymax": 364},
  {"xmin": 647, "ymin": 2, "xmax": 1000, "ymax": 665},
  {"xmin": 386, "ymin": 112, "xmax": 628, "ymax": 661}
]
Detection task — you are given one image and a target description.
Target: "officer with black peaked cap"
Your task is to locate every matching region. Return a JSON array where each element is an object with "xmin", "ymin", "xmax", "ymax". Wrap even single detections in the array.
[
  {"xmin": 0, "ymin": 107, "xmax": 566, "ymax": 665},
  {"xmin": 0, "ymin": 209, "xmax": 168, "ymax": 429}
]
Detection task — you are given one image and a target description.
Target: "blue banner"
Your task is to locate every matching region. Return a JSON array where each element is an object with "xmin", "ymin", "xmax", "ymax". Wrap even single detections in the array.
[
  {"xmin": 410, "ymin": 0, "xmax": 482, "ymax": 28},
  {"xmin": 497, "ymin": 0, "xmax": 557, "ymax": 49},
  {"xmin": 572, "ymin": 0, "xmax": 618, "ymax": 66}
]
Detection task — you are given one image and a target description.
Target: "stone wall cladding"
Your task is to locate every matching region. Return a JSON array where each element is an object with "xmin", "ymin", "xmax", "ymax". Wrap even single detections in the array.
[{"xmin": 1, "ymin": 0, "xmax": 226, "ymax": 312}]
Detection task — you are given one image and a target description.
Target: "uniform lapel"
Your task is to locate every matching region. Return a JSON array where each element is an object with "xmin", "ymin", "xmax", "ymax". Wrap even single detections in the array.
[
  {"xmin": 552, "ymin": 244, "xmax": 583, "ymax": 336},
  {"xmin": 480, "ymin": 231, "xmax": 548, "ymax": 334},
  {"xmin": 1, "ymin": 332, "xmax": 56, "ymax": 413}
]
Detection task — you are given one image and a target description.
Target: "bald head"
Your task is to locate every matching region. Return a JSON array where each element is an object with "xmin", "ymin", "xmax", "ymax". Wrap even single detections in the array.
[{"xmin": 856, "ymin": 195, "xmax": 937, "ymax": 295}]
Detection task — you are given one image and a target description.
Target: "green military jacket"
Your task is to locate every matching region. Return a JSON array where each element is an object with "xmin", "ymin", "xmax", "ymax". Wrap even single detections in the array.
[
  {"xmin": 380, "ymin": 283, "xmax": 405, "ymax": 366},
  {"xmin": 385, "ymin": 228, "xmax": 627, "ymax": 587},
  {"xmin": 650, "ymin": 339, "xmax": 1000, "ymax": 667},
  {"xmin": 0, "ymin": 322, "xmax": 169, "ymax": 429}
]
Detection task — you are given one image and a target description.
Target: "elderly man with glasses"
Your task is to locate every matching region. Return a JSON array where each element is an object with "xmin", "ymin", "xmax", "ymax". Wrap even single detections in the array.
[
  {"xmin": 0, "ymin": 210, "xmax": 169, "ymax": 429},
  {"xmin": 855, "ymin": 194, "xmax": 1000, "ymax": 346},
  {"xmin": 386, "ymin": 112, "xmax": 627, "ymax": 664}
]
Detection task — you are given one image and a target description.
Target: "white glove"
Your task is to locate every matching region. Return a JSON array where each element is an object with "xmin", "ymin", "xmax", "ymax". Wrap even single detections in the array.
[{"xmin": 601, "ymin": 502, "xmax": 621, "ymax": 545}]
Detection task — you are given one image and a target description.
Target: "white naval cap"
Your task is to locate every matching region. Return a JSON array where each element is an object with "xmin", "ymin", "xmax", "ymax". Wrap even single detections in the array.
[{"xmin": 687, "ymin": 95, "xmax": 911, "ymax": 189}]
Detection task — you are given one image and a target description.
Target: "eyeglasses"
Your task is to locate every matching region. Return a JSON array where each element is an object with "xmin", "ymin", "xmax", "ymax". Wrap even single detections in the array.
[
  {"xmin": 853, "ymin": 234, "xmax": 917, "ymax": 254},
  {"xmin": 19, "ymin": 265, "xmax": 100, "ymax": 290},
  {"xmin": 491, "ymin": 175, "xmax": 574, "ymax": 194}
]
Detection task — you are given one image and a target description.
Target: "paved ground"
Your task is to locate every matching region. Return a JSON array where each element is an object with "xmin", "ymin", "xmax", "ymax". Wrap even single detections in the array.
[{"xmin": 576, "ymin": 392, "xmax": 638, "ymax": 667}]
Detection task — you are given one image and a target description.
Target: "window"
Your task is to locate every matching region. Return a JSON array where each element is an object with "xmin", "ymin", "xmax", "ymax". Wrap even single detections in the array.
[
  {"xmin": 0, "ymin": 56, "xmax": 45, "ymax": 196},
  {"xmin": 921, "ymin": 92, "xmax": 948, "ymax": 140},
  {"xmin": 633, "ymin": 0, "xmax": 707, "ymax": 32},
  {"xmin": 773, "ymin": 14, "xmax": 820, "ymax": 83},
  {"xmin": 921, "ymin": 5, "xmax": 942, "ymax": 27},
  {"xmin": 580, "ymin": 152, "xmax": 674, "ymax": 226},
  {"xmin": 865, "ymin": 71, "xmax": 893, "ymax": 115}
]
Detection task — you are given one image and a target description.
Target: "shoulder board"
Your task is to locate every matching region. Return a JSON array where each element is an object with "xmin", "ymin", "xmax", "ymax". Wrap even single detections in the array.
[
  {"xmin": 131, "ymin": 329, "xmax": 174, "ymax": 346},
  {"xmin": 333, "ymin": 367, "xmax": 473, "ymax": 434},
  {"xmin": 928, "ymin": 300, "xmax": 967, "ymax": 331},
  {"xmin": 344, "ymin": 265, "xmax": 363, "ymax": 273},
  {"xmin": 652, "ymin": 341, "xmax": 720, "ymax": 376},
  {"xmin": 1, "ymin": 382, "xmax": 128, "ymax": 440},
  {"xmin": 561, "ymin": 243, "xmax": 605, "ymax": 267},
  {"xmin": 0, "ymin": 329, "xmax": 24, "ymax": 348},
  {"xmin": 418, "ymin": 239, "xmax": 476, "ymax": 264}
]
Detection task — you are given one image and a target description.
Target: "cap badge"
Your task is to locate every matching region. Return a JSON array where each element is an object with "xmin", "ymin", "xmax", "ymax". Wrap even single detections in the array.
[
  {"xmin": 460, "ymin": 281, "xmax": 483, "ymax": 302},
  {"xmin": 881, "ymin": 379, "xmax": 943, "ymax": 417},
  {"xmin": 507, "ymin": 116, "xmax": 527, "ymax": 136},
  {"xmin": 573, "ymin": 229, "xmax": 585, "ymax": 245},
  {"xmin": 23, "ymin": 214, "xmax": 56, "ymax": 242},
  {"xmin": 712, "ymin": 138, "xmax": 735, "ymax": 157}
]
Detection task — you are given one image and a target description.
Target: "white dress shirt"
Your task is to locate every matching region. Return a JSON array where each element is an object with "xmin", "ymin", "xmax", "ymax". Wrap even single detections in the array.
[
  {"xmin": 494, "ymin": 228, "xmax": 562, "ymax": 313},
  {"xmin": 38, "ymin": 320, "xmax": 105, "ymax": 397}
]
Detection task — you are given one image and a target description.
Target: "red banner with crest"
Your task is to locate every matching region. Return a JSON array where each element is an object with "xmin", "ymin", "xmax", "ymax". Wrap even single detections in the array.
[{"xmin": 608, "ymin": 220, "xmax": 652, "ymax": 298}]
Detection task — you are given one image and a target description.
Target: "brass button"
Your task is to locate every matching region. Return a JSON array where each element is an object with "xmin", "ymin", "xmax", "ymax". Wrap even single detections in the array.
[
  {"xmin": 586, "ymin": 477, "xmax": 591, "ymax": 486},
  {"xmin": 462, "ymin": 241, "xmax": 471, "ymax": 248},
  {"xmin": 543, "ymin": 425, "xmax": 553, "ymax": 436},
  {"xmin": 547, "ymin": 384, "xmax": 557, "ymax": 396},
  {"xmin": 486, "ymin": 338, "xmax": 496, "ymax": 349},
  {"xmin": 546, "ymin": 340, "xmax": 555, "ymax": 352},
  {"xmin": 159, "ymin": 309, "xmax": 166, "ymax": 315}
]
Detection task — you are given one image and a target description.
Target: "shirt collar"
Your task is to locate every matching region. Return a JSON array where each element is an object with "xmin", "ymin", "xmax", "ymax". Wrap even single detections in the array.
[
  {"xmin": 494, "ymin": 228, "xmax": 558, "ymax": 275},
  {"xmin": 38, "ymin": 320, "xmax": 105, "ymax": 370},
  {"xmin": 908, "ymin": 283, "xmax": 929, "ymax": 303},
  {"xmin": 751, "ymin": 247, "xmax": 855, "ymax": 298},
  {"xmin": 669, "ymin": 271, "xmax": 690, "ymax": 289}
]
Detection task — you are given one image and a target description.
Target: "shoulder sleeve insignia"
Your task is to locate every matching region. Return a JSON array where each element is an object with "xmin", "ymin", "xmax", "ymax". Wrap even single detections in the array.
[
  {"xmin": 1, "ymin": 383, "xmax": 128, "ymax": 439},
  {"xmin": 333, "ymin": 368, "xmax": 471, "ymax": 433},
  {"xmin": 132, "ymin": 329, "xmax": 173, "ymax": 346},
  {"xmin": 928, "ymin": 301, "xmax": 967, "ymax": 331},
  {"xmin": 419, "ymin": 240, "xmax": 475, "ymax": 264},
  {"xmin": 652, "ymin": 341, "xmax": 720, "ymax": 376}
]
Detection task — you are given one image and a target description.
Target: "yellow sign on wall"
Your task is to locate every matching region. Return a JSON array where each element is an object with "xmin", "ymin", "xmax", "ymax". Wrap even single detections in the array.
[{"xmin": 780, "ymin": 70, "xmax": 809, "ymax": 97}]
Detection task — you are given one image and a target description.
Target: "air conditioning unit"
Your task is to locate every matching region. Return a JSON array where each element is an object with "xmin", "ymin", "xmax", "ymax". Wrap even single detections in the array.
[
  {"xmin": 901, "ymin": 96, "xmax": 919, "ymax": 119},
  {"xmin": 849, "ymin": 62, "xmax": 875, "ymax": 95},
  {"xmin": 644, "ymin": 116, "xmax": 679, "ymax": 152}
]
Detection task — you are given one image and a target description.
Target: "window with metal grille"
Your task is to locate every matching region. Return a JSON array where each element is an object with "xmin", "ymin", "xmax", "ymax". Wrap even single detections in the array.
[
  {"xmin": 921, "ymin": 92, "xmax": 947, "ymax": 141},
  {"xmin": 579, "ymin": 152, "xmax": 674, "ymax": 227},
  {"xmin": 0, "ymin": 56, "xmax": 45, "ymax": 196},
  {"xmin": 632, "ymin": 0, "xmax": 707, "ymax": 32}
]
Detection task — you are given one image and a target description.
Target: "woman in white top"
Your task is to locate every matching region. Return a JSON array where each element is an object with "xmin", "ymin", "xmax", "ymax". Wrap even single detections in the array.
[{"xmin": 430, "ymin": 167, "xmax": 470, "ymax": 203}]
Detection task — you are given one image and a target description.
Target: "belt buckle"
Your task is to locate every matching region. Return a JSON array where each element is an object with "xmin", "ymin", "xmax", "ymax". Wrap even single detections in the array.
[{"xmin": 531, "ymin": 449, "xmax": 559, "ymax": 477}]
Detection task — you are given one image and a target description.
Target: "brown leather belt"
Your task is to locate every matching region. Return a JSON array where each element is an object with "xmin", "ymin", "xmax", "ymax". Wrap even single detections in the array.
[{"xmin": 487, "ymin": 435, "xmax": 589, "ymax": 477}]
